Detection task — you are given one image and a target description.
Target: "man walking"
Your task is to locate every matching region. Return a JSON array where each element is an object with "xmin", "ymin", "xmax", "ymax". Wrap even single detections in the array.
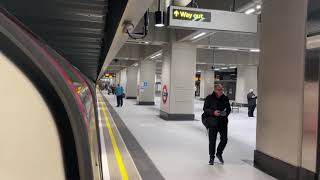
[
  {"xmin": 247, "ymin": 89, "xmax": 257, "ymax": 117},
  {"xmin": 202, "ymin": 84, "xmax": 231, "ymax": 165},
  {"xmin": 115, "ymin": 84, "xmax": 124, "ymax": 107}
]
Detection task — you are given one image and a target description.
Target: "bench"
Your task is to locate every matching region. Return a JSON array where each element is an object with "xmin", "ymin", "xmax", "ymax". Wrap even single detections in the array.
[{"xmin": 231, "ymin": 101, "xmax": 242, "ymax": 113}]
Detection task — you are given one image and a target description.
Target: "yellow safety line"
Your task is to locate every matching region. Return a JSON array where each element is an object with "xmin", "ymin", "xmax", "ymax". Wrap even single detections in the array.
[{"xmin": 99, "ymin": 97, "xmax": 129, "ymax": 180}]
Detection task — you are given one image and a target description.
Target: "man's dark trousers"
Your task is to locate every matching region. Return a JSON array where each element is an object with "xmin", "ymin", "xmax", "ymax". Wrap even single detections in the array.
[
  {"xmin": 116, "ymin": 95, "xmax": 123, "ymax": 106},
  {"xmin": 208, "ymin": 122, "xmax": 228, "ymax": 158},
  {"xmin": 248, "ymin": 104, "xmax": 256, "ymax": 117}
]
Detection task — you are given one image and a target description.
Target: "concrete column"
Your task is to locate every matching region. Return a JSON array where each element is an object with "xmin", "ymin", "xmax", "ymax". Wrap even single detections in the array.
[
  {"xmin": 137, "ymin": 60, "xmax": 156, "ymax": 105},
  {"xmin": 120, "ymin": 68, "xmax": 127, "ymax": 93},
  {"xmin": 126, "ymin": 66, "xmax": 138, "ymax": 99},
  {"xmin": 110, "ymin": 77, "xmax": 116, "ymax": 85},
  {"xmin": 235, "ymin": 66, "xmax": 257, "ymax": 104},
  {"xmin": 115, "ymin": 72, "xmax": 120, "ymax": 85},
  {"xmin": 254, "ymin": 0, "xmax": 308, "ymax": 179},
  {"xmin": 160, "ymin": 42, "xmax": 197, "ymax": 120},
  {"xmin": 155, "ymin": 74, "xmax": 162, "ymax": 95},
  {"xmin": 200, "ymin": 70, "xmax": 215, "ymax": 100}
]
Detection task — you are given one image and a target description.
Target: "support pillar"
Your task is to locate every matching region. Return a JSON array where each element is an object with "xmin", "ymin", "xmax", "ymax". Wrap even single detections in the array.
[
  {"xmin": 120, "ymin": 68, "xmax": 127, "ymax": 94},
  {"xmin": 254, "ymin": 0, "xmax": 309, "ymax": 179},
  {"xmin": 160, "ymin": 42, "xmax": 197, "ymax": 121},
  {"xmin": 155, "ymin": 74, "xmax": 162, "ymax": 95},
  {"xmin": 115, "ymin": 72, "xmax": 120, "ymax": 85},
  {"xmin": 109, "ymin": 76, "xmax": 115, "ymax": 86},
  {"xmin": 235, "ymin": 66, "xmax": 257, "ymax": 104},
  {"xmin": 137, "ymin": 60, "xmax": 156, "ymax": 105},
  {"xmin": 200, "ymin": 70, "xmax": 215, "ymax": 100},
  {"xmin": 126, "ymin": 66, "xmax": 138, "ymax": 99}
]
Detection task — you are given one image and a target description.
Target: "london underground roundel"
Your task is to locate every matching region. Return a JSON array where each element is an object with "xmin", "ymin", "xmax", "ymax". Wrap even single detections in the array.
[{"xmin": 162, "ymin": 85, "xmax": 168, "ymax": 104}]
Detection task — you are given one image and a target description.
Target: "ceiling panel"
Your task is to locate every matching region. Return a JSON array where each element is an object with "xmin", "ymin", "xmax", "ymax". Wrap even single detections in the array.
[
  {"xmin": 194, "ymin": 0, "xmax": 253, "ymax": 10},
  {"xmin": 1, "ymin": 0, "xmax": 109, "ymax": 80}
]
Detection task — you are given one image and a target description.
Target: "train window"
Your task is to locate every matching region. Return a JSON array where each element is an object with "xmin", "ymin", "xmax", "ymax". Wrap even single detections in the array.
[{"xmin": 0, "ymin": 42, "xmax": 66, "ymax": 180}]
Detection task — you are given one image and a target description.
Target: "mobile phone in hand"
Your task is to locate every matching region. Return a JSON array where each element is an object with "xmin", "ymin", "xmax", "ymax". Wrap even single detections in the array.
[{"xmin": 220, "ymin": 109, "xmax": 227, "ymax": 116}]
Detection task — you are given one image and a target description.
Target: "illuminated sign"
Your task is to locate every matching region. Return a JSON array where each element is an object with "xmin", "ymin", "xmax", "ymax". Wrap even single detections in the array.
[
  {"xmin": 172, "ymin": 9, "xmax": 211, "ymax": 22},
  {"xmin": 168, "ymin": 6, "xmax": 258, "ymax": 33},
  {"xmin": 162, "ymin": 85, "xmax": 168, "ymax": 104}
]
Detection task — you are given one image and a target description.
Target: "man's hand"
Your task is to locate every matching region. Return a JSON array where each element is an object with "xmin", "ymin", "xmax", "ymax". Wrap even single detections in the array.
[{"xmin": 214, "ymin": 110, "xmax": 221, "ymax": 116}]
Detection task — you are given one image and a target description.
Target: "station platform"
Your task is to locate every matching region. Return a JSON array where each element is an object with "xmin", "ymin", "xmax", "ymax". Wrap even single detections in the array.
[{"xmin": 98, "ymin": 91, "xmax": 275, "ymax": 180}]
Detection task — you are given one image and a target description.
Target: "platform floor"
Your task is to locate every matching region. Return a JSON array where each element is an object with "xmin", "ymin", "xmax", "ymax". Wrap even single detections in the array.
[{"xmin": 102, "ymin": 92, "xmax": 275, "ymax": 180}]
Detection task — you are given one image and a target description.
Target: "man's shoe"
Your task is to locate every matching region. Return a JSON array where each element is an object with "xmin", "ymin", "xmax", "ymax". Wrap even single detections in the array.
[
  {"xmin": 216, "ymin": 154, "xmax": 224, "ymax": 164},
  {"xmin": 208, "ymin": 158, "xmax": 214, "ymax": 165}
]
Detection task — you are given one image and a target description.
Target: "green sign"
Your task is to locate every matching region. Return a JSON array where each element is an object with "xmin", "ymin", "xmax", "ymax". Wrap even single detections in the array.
[{"xmin": 172, "ymin": 9, "xmax": 211, "ymax": 22}]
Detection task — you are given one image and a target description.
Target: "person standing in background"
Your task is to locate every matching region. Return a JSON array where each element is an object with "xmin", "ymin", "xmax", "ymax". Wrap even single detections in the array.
[
  {"xmin": 115, "ymin": 84, "xmax": 124, "ymax": 107},
  {"xmin": 247, "ymin": 89, "xmax": 257, "ymax": 117},
  {"xmin": 110, "ymin": 84, "xmax": 114, "ymax": 95}
]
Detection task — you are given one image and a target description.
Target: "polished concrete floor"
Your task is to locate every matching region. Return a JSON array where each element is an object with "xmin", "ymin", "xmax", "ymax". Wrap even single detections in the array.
[{"xmin": 103, "ymin": 92, "xmax": 275, "ymax": 180}]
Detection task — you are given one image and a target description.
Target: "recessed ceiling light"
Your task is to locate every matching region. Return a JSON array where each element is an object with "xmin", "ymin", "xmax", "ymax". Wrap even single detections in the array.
[
  {"xmin": 221, "ymin": 67, "xmax": 228, "ymax": 70},
  {"xmin": 229, "ymin": 66, "xmax": 237, "ymax": 69},
  {"xmin": 217, "ymin": 47, "xmax": 239, "ymax": 51},
  {"xmin": 151, "ymin": 53, "xmax": 162, "ymax": 59},
  {"xmin": 256, "ymin": 5, "xmax": 262, "ymax": 10},
  {"xmin": 155, "ymin": 23, "xmax": 165, "ymax": 27},
  {"xmin": 250, "ymin": 49, "xmax": 260, "ymax": 52},
  {"xmin": 245, "ymin": 8, "xmax": 255, "ymax": 15},
  {"xmin": 191, "ymin": 32, "xmax": 207, "ymax": 40}
]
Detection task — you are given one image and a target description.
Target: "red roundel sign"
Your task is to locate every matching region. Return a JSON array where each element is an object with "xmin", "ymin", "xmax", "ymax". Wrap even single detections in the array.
[{"xmin": 162, "ymin": 85, "xmax": 168, "ymax": 104}]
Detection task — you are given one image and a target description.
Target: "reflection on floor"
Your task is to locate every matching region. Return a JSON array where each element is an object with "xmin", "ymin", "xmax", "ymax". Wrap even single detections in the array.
[{"xmin": 103, "ymin": 92, "xmax": 275, "ymax": 180}]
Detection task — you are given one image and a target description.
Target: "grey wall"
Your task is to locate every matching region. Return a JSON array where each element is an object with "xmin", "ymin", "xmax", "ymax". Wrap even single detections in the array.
[
  {"xmin": 116, "ymin": 72, "xmax": 121, "ymax": 85},
  {"xmin": 195, "ymin": 0, "xmax": 252, "ymax": 10},
  {"xmin": 137, "ymin": 60, "xmax": 156, "ymax": 102},
  {"xmin": 116, "ymin": 44, "xmax": 141, "ymax": 60},
  {"xmin": 256, "ymin": 0, "xmax": 307, "ymax": 168},
  {"xmin": 235, "ymin": 66, "xmax": 257, "ymax": 104},
  {"xmin": 197, "ymin": 49, "xmax": 259, "ymax": 65},
  {"xmin": 160, "ymin": 42, "xmax": 197, "ymax": 115},
  {"xmin": 301, "ymin": 50, "xmax": 320, "ymax": 172},
  {"xmin": 132, "ymin": 12, "xmax": 169, "ymax": 44},
  {"xmin": 120, "ymin": 68, "xmax": 127, "ymax": 93},
  {"xmin": 200, "ymin": 70, "xmax": 215, "ymax": 99},
  {"xmin": 196, "ymin": 31, "xmax": 259, "ymax": 49},
  {"xmin": 98, "ymin": 0, "xmax": 155, "ymax": 79},
  {"xmin": 126, "ymin": 66, "xmax": 138, "ymax": 97}
]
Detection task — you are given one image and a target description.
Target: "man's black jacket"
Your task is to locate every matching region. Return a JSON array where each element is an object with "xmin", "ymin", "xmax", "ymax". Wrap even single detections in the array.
[
  {"xmin": 202, "ymin": 93, "xmax": 231, "ymax": 128},
  {"xmin": 247, "ymin": 92, "xmax": 257, "ymax": 106}
]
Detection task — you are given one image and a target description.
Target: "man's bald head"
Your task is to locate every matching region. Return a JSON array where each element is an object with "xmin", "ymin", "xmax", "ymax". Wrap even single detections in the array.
[{"xmin": 214, "ymin": 84, "xmax": 223, "ymax": 97}]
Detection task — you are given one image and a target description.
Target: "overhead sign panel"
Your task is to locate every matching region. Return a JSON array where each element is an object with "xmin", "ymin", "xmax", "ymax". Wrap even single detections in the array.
[
  {"xmin": 172, "ymin": 8, "xmax": 211, "ymax": 22},
  {"xmin": 168, "ymin": 6, "xmax": 258, "ymax": 33}
]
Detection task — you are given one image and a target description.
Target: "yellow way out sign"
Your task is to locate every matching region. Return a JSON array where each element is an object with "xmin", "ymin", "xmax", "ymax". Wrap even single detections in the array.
[
  {"xmin": 168, "ymin": 6, "xmax": 258, "ymax": 33},
  {"xmin": 172, "ymin": 8, "xmax": 211, "ymax": 22}
]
